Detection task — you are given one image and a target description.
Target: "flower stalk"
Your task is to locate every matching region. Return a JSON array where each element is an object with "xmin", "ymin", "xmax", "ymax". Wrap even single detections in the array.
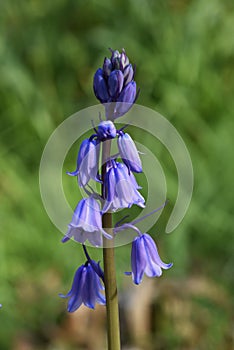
[{"xmin": 102, "ymin": 139, "xmax": 121, "ymax": 350}]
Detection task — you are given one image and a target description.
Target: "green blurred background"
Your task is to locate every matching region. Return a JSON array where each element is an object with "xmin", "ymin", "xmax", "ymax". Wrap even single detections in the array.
[{"xmin": 0, "ymin": 0, "xmax": 233, "ymax": 349}]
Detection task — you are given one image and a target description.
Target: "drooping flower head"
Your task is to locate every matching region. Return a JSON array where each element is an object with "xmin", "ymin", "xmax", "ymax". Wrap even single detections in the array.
[
  {"xmin": 118, "ymin": 132, "xmax": 142, "ymax": 173},
  {"xmin": 129, "ymin": 232, "xmax": 173, "ymax": 284},
  {"xmin": 93, "ymin": 49, "xmax": 137, "ymax": 119},
  {"xmin": 59, "ymin": 260, "xmax": 105, "ymax": 312},
  {"xmin": 67, "ymin": 138, "xmax": 100, "ymax": 187},
  {"xmin": 62, "ymin": 196, "xmax": 111, "ymax": 247},
  {"xmin": 102, "ymin": 160, "xmax": 145, "ymax": 213}
]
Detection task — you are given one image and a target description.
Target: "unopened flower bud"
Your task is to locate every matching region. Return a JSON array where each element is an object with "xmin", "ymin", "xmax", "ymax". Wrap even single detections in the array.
[
  {"xmin": 108, "ymin": 70, "xmax": 124, "ymax": 99},
  {"xmin": 120, "ymin": 50, "xmax": 129, "ymax": 70},
  {"xmin": 110, "ymin": 50, "xmax": 121, "ymax": 69},
  {"xmin": 123, "ymin": 64, "xmax": 134, "ymax": 85},
  {"xmin": 93, "ymin": 49, "xmax": 138, "ymax": 118},
  {"xmin": 93, "ymin": 68, "xmax": 110, "ymax": 103},
  {"xmin": 114, "ymin": 81, "xmax": 137, "ymax": 118},
  {"xmin": 97, "ymin": 120, "xmax": 116, "ymax": 140},
  {"xmin": 103, "ymin": 57, "xmax": 112, "ymax": 76}
]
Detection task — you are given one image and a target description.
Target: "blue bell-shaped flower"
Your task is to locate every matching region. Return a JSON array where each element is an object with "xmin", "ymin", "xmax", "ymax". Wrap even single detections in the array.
[
  {"xmin": 59, "ymin": 260, "xmax": 105, "ymax": 311},
  {"xmin": 117, "ymin": 132, "xmax": 142, "ymax": 173},
  {"xmin": 130, "ymin": 233, "xmax": 173, "ymax": 284},
  {"xmin": 102, "ymin": 160, "xmax": 145, "ymax": 213},
  {"xmin": 62, "ymin": 197, "xmax": 111, "ymax": 246},
  {"xmin": 67, "ymin": 138, "xmax": 100, "ymax": 187}
]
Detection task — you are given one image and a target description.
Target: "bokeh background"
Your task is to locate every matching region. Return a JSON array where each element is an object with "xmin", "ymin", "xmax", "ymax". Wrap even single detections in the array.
[{"xmin": 0, "ymin": 0, "xmax": 233, "ymax": 349}]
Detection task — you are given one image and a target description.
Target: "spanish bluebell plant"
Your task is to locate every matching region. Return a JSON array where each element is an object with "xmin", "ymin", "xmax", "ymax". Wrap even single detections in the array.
[{"xmin": 60, "ymin": 48, "xmax": 172, "ymax": 350}]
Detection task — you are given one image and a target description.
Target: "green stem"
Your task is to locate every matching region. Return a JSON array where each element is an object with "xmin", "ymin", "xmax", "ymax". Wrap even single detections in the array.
[{"xmin": 102, "ymin": 139, "xmax": 121, "ymax": 350}]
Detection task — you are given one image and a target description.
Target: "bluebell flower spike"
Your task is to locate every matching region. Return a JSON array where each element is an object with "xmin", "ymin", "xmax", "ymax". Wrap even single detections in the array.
[
  {"xmin": 62, "ymin": 197, "xmax": 111, "ymax": 247},
  {"xmin": 59, "ymin": 261, "xmax": 105, "ymax": 312},
  {"xmin": 118, "ymin": 132, "xmax": 142, "ymax": 173},
  {"xmin": 130, "ymin": 233, "xmax": 173, "ymax": 285}
]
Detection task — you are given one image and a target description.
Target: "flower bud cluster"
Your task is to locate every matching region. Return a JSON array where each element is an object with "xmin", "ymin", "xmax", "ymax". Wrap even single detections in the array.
[{"xmin": 93, "ymin": 49, "xmax": 137, "ymax": 119}]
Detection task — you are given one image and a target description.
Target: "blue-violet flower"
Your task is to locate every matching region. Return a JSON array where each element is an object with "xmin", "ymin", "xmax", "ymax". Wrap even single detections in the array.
[
  {"xmin": 118, "ymin": 132, "xmax": 142, "ymax": 173},
  {"xmin": 59, "ymin": 260, "xmax": 105, "ymax": 311},
  {"xmin": 130, "ymin": 233, "xmax": 173, "ymax": 284},
  {"xmin": 62, "ymin": 197, "xmax": 111, "ymax": 246},
  {"xmin": 67, "ymin": 138, "xmax": 100, "ymax": 187},
  {"xmin": 102, "ymin": 160, "xmax": 145, "ymax": 213}
]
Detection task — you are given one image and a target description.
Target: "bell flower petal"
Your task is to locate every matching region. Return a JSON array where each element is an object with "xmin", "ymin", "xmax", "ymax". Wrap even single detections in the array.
[
  {"xmin": 60, "ymin": 260, "xmax": 105, "ymax": 312},
  {"xmin": 118, "ymin": 132, "xmax": 142, "ymax": 173},
  {"xmin": 130, "ymin": 233, "xmax": 173, "ymax": 285},
  {"xmin": 62, "ymin": 197, "xmax": 111, "ymax": 246},
  {"xmin": 102, "ymin": 161, "xmax": 145, "ymax": 213},
  {"xmin": 67, "ymin": 138, "xmax": 100, "ymax": 187}
]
